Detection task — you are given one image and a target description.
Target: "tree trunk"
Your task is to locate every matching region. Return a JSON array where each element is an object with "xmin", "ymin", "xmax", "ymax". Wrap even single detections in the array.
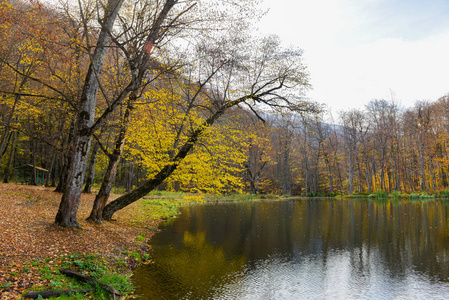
[
  {"xmin": 83, "ymin": 141, "xmax": 100, "ymax": 193},
  {"xmin": 348, "ymin": 149, "xmax": 354, "ymax": 195},
  {"xmin": 304, "ymin": 153, "xmax": 309, "ymax": 195},
  {"xmin": 362, "ymin": 149, "xmax": 371, "ymax": 193},
  {"xmin": 55, "ymin": 132, "xmax": 92, "ymax": 227},
  {"xmin": 430, "ymin": 161, "xmax": 436, "ymax": 191},
  {"xmin": 50, "ymin": 162, "xmax": 57, "ymax": 187},
  {"xmin": 3, "ymin": 130, "xmax": 16, "ymax": 183},
  {"xmin": 356, "ymin": 157, "xmax": 362, "ymax": 193},
  {"xmin": 87, "ymin": 156, "xmax": 120, "ymax": 223},
  {"xmin": 55, "ymin": 152, "xmax": 69, "ymax": 192},
  {"xmin": 282, "ymin": 145, "xmax": 291, "ymax": 195},
  {"xmin": 55, "ymin": 0, "xmax": 125, "ymax": 228},
  {"xmin": 323, "ymin": 150, "xmax": 333, "ymax": 194},
  {"xmin": 0, "ymin": 81, "xmax": 24, "ymax": 168},
  {"xmin": 126, "ymin": 162, "xmax": 134, "ymax": 192},
  {"xmin": 31, "ymin": 139, "xmax": 37, "ymax": 185},
  {"xmin": 418, "ymin": 143, "xmax": 427, "ymax": 191},
  {"xmin": 45, "ymin": 148, "xmax": 57, "ymax": 187},
  {"xmin": 87, "ymin": 99, "xmax": 132, "ymax": 223},
  {"xmin": 55, "ymin": 118, "xmax": 76, "ymax": 192},
  {"xmin": 380, "ymin": 162, "xmax": 385, "ymax": 191},
  {"xmin": 103, "ymin": 161, "xmax": 185, "ymax": 220}
]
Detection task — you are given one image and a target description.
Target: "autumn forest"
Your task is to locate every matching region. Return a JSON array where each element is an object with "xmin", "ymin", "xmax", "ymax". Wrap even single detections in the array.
[{"xmin": 1, "ymin": 0, "xmax": 449, "ymax": 229}]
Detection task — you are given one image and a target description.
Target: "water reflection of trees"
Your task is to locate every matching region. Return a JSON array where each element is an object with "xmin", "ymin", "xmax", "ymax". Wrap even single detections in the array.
[
  {"xmin": 133, "ymin": 229, "xmax": 246, "ymax": 299},
  {"xmin": 136, "ymin": 199, "xmax": 449, "ymax": 297},
  {"xmin": 174, "ymin": 200, "xmax": 449, "ymax": 281}
]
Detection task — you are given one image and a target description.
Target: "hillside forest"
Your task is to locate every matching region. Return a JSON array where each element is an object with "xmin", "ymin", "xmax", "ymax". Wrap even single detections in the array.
[{"xmin": 1, "ymin": 0, "xmax": 449, "ymax": 228}]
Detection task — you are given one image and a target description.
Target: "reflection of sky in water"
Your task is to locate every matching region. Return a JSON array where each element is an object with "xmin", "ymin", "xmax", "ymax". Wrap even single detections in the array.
[
  {"xmin": 214, "ymin": 247, "xmax": 449, "ymax": 299},
  {"xmin": 134, "ymin": 200, "xmax": 449, "ymax": 299}
]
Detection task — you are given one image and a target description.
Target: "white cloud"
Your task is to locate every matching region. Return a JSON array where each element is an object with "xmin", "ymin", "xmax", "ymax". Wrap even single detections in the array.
[{"xmin": 257, "ymin": 0, "xmax": 449, "ymax": 112}]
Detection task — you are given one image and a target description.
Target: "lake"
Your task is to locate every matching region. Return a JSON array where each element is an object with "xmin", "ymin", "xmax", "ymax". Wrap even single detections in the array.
[{"xmin": 133, "ymin": 198, "xmax": 449, "ymax": 299}]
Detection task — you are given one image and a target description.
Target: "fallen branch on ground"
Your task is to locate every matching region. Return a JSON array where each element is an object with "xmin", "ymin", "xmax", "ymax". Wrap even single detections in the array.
[
  {"xmin": 23, "ymin": 289, "xmax": 90, "ymax": 299},
  {"xmin": 59, "ymin": 268, "xmax": 121, "ymax": 297},
  {"xmin": 23, "ymin": 268, "xmax": 121, "ymax": 299}
]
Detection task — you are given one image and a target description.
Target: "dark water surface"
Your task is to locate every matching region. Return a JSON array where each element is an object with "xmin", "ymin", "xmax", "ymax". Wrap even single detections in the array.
[{"xmin": 133, "ymin": 199, "xmax": 449, "ymax": 299}]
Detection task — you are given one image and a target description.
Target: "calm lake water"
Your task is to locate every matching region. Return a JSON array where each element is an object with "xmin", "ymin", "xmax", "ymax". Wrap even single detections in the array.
[{"xmin": 133, "ymin": 199, "xmax": 449, "ymax": 299}]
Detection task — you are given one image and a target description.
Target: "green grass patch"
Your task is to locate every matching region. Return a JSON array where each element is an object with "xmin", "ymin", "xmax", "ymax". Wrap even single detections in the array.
[
  {"xmin": 148, "ymin": 190, "xmax": 187, "ymax": 198},
  {"xmin": 374, "ymin": 190, "xmax": 389, "ymax": 199},
  {"xmin": 437, "ymin": 189, "xmax": 449, "ymax": 198},
  {"xmin": 1, "ymin": 282, "xmax": 13, "ymax": 289},
  {"xmin": 137, "ymin": 198, "xmax": 183, "ymax": 222},
  {"xmin": 111, "ymin": 186, "xmax": 127, "ymax": 194},
  {"xmin": 205, "ymin": 193, "xmax": 259, "ymax": 202},
  {"xmin": 390, "ymin": 191, "xmax": 401, "ymax": 199},
  {"xmin": 407, "ymin": 193, "xmax": 435, "ymax": 201},
  {"xmin": 22, "ymin": 254, "xmax": 134, "ymax": 299},
  {"xmin": 419, "ymin": 193, "xmax": 435, "ymax": 199},
  {"xmin": 205, "ymin": 193, "xmax": 285, "ymax": 202},
  {"xmin": 324, "ymin": 193, "xmax": 340, "ymax": 197},
  {"xmin": 307, "ymin": 193, "xmax": 324, "ymax": 197}
]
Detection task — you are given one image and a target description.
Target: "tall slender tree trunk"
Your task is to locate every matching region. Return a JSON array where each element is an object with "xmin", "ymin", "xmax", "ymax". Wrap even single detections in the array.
[
  {"xmin": 31, "ymin": 139, "xmax": 37, "ymax": 185},
  {"xmin": 55, "ymin": 0, "xmax": 124, "ymax": 228},
  {"xmin": 418, "ymin": 143, "xmax": 427, "ymax": 191},
  {"xmin": 55, "ymin": 153, "xmax": 69, "ymax": 192},
  {"xmin": 336, "ymin": 160, "xmax": 344, "ymax": 194},
  {"xmin": 55, "ymin": 118, "xmax": 76, "ymax": 192},
  {"xmin": 276, "ymin": 152, "xmax": 282, "ymax": 195},
  {"xmin": 126, "ymin": 162, "xmax": 134, "ymax": 192},
  {"xmin": 304, "ymin": 153, "xmax": 309, "ymax": 195},
  {"xmin": 282, "ymin": 144, "xmax": 291, "ymax": 195},
  {"xmin": 356, "ymin": 158, "xmax": 362, "ymax": 193},
  {"xmin": 3, "ymin": 130, "xmax": 16, "ymax": 183},
  {"xmin": 387, "ymin": 170, "xmax": 392, "ymax": 193},
  {"xmin": 87, "ymin": 98, "xmax": 133, "ymax": 223},
  {"xmin": 322, "ymin": 150, "xmax": 333, "ymax": 194},
  {"xmin": 430, "ymin": 161, "xmax": 436, "ymax": 191},
  {"xmin": 380, "ymin": 162, "xmax": 385, "ymax": 191},
  {"xmin": 45, "ymin": 149, "xmax": 57, "ymax": 187},
  {"xmin": 348, "ymin": 150, "xmax": 354, "ymax": 195},
  {"xmin": 364, "ymin": 151, "xmax": 371, "ymax": 193},
  {"xmin": 83, "ymin": 141, "xmax": 100, "ymax": 193},
  {"xmin": 441, "ymin": 166, "xmax": 448, "ymax": 188},
  {"xmin": 0, "ymin": 80, "xmax": 25, "ymax": 168}
]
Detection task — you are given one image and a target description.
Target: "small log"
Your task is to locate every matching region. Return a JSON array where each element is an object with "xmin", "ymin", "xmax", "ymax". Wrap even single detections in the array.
[
  {"xmin": 59, "ymin": 269, "xmax": 120, "ymax": 297},
  {"xmin": 23, "ymin": 289, "xmax": 90, "ymax": 299},
  {"xmin": 145, "ymin": 226, "xmax": 161, "ymax": 232}
]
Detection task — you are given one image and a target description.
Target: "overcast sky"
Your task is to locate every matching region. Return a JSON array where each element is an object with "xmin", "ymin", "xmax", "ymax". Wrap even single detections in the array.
[{"xmin": 257, "ymin": 0, "xmax": 449, "ymax": 113}]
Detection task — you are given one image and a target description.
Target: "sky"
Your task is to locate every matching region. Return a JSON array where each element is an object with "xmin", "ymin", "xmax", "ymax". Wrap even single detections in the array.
[{"xmin": 257, "ymin": 0, "xmax": 449, "ymax": 113}]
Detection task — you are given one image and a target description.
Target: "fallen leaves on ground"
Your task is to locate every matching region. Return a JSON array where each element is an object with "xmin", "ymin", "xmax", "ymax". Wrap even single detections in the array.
[{"xmin": 0, "ymin": 183, "xmax": 159, "ymax": 299}]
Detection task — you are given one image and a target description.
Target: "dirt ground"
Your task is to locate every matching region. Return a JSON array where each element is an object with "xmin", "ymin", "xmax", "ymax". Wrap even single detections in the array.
[{"xmin": 0, "ymin": 183, "xmax": 158, "ymax": 299}]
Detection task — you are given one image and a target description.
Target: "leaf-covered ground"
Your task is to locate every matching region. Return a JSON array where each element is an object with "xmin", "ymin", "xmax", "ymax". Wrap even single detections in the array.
[{"xmin": 0, "ymin": 183, "xmax": 159, "ymax": 299}]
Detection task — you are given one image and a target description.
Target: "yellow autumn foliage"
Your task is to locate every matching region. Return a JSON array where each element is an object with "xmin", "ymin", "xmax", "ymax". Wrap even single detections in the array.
[{"xmin": 124, "ymin": 85, "xmax": 265, "ymax": 194}]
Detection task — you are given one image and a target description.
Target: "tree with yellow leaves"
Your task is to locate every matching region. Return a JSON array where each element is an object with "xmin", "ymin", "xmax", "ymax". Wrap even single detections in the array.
[{"xmin": 102, "ymin": 32, "xmax": 314, "ymax": 220}]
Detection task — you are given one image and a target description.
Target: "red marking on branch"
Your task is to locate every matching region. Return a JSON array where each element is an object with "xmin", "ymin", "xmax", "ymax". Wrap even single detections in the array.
[{"xmin": 143, "ymin": 41, "xmax": 154, "ymax": 55}]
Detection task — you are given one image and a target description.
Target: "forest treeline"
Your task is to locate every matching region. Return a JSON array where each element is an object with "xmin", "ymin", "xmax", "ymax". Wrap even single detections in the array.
[
  {"xmin": 0, "ymin": 0, "xmax": 448, "ymax": 227},
  {"xmin": 274, "ymin": 97, "xmax": 449, "ymax": 196}
]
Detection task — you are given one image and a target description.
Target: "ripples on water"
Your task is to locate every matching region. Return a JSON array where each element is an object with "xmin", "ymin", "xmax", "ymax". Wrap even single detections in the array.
[{"xmin": 133, "ymin": 199, "xmax": 449, "ymax": 299}]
